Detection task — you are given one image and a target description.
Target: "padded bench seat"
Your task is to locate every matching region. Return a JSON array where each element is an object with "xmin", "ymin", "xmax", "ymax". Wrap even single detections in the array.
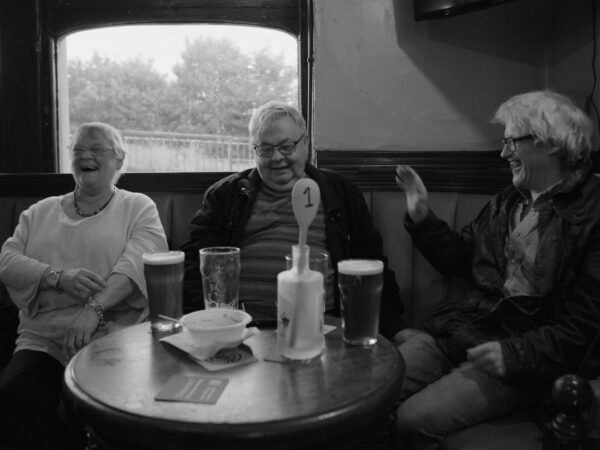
[{"xmin": 0, "ymin": 173, "xmax": 598, "ymax": 449}]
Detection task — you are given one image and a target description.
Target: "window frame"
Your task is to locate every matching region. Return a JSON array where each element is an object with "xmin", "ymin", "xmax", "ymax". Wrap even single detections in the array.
[{"xmin": 39, "ymin": 0, "xmax": 312, "ymax": 172}]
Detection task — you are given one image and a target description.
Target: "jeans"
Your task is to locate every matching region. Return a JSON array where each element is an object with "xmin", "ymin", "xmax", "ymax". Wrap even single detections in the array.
[{"xmin": 395, "ymin": 332, "xmax": 530, "ymax": 450}]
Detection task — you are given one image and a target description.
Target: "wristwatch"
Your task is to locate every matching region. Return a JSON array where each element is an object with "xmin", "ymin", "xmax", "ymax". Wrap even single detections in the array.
[{"xmin": 46, "ymin": 269, "xmax": 62, "ymax": 290}]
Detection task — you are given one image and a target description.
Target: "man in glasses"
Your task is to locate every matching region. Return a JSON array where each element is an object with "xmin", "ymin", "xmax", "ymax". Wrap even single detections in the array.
[
  {"xmin": 181, "ymin": 101, "xmax": 405, "ymax": 341},
  {"xmin": 394, "ymin": 90, "xmax": 600, "ymax": 448}
]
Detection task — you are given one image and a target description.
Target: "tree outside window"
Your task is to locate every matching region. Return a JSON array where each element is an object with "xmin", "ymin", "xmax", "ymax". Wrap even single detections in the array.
[{"xmin": 63, "ymin": 25, "xmax": 298, "ymax": 173}]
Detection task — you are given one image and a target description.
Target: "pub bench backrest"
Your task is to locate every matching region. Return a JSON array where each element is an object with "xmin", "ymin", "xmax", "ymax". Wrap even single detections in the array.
[
  {"xmin": 0, "ymin": 183, "xmax": 491, "ymax": 331},
  {"xmin": 365, "ymin": 190, "xmax": 491, "ymax": 327},
  {"xmin": 2, "ymin": 176, "xmax": 597, "ymax": 450}
]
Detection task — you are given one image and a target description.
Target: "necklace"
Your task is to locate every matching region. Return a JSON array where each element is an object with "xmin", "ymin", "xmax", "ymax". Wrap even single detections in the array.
[{"xmin": 73, "ymin": 188, "xmax": 116, "ymax": 217}]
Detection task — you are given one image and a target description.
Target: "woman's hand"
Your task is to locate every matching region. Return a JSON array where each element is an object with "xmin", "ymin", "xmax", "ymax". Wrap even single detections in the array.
[
  {"xmin": 467, "ymin": 341, "xmax": 506, "ymax": 377},
  {"xmin": 60, "ymin": 268, "xmax": 106, "ymax": 302},
  {"xmin": 395, "ymin": 165, "xmax": 429, "ymax": 224},
  {"xmin": 63, "ymin": 308, "xmax": 99, "ymax": 360}
]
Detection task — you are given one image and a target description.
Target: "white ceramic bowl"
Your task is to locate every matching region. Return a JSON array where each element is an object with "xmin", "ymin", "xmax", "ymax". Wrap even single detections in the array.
[{"xmin": 181, "ymin": 308, "xmax": 252, "ymax": 343}]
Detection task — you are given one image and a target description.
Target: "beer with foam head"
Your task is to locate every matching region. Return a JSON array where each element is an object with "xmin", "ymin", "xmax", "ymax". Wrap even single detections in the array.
[
  {"xmin": 337, "ymin": 259, "xmax": 383, "ymax": 346},
  {"xmin": 143, "ymin": 251, "xmax": 184, "ymax": 332}
]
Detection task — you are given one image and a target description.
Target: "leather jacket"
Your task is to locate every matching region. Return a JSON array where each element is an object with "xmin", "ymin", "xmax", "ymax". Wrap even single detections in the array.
[
  {"xmin": 406, "ymin": 164, "xmax": 600, "ymax": 383},
  {"xmin": 180, "ymin": 164, "xmax": 405, "ymax": 340}
]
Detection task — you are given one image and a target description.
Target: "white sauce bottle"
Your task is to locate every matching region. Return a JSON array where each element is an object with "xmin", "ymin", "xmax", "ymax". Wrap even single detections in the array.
[{"xmin": 277, "ymin": 244, "xmax": 324, "ymax": 360}]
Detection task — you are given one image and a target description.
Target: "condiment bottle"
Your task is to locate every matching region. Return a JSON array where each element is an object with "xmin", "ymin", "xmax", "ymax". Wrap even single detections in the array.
[{"xmin": 277, "ymin": 244, "xmax": 324, "ymax": 360}]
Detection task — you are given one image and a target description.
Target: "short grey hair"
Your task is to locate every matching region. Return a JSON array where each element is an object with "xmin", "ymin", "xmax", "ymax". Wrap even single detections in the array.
[
  {"xmin": 71, "ymin": 122, "xmax": 127, "ymax": 161},
  {"xmin": 71, "ymin": 122, "xmax": 127, "ymax": 183},
  {"xmin": 492, "ymin": 90, "xmax": 593, "ymax": 167},
  {"xmin": 248, "ymin": 101, "xmax": 306, "ymax": 141}
]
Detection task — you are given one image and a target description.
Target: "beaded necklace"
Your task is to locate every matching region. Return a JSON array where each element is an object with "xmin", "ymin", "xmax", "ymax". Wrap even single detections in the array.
[{"xmin": 73, "ymin": 188, "xmax": 116, "ymax": 217}]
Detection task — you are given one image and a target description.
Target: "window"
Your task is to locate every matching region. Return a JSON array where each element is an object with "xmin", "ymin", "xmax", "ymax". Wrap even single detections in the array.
[
  {"xmin": 58, "ymin": 25, "xmax": 298, "ymax": 173},
  {"xmin": 42, "ymin": 0, "xmax": 311, "ymax": 173}
]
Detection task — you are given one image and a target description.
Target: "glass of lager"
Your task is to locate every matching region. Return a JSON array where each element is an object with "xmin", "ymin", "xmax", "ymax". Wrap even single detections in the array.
[
  {"xmin": 337, "ymin": 259, "xmax": 383, "ymax": 346},
  {"xmin": 143, "ymin": 251, "xmax": 184, "ymax": 333},
  {"xmin": 200, "ymin": 247, "xmax": 240, "ymax": 309}
]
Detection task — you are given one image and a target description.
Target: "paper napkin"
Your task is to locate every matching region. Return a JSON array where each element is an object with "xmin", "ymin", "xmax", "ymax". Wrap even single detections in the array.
[{"xmin": 160, "ymin": 326, "xmax": 260, "ymax": 359}]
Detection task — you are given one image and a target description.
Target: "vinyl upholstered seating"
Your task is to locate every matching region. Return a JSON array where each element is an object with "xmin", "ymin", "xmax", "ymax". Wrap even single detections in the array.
[
  {"xmin": 0, "ymin": 173, "xmax": 598, "ymax": 449},
  {"xmin": 370, "ymin": 190, "xmax": 548, "ymax": 449},
  {"xmin": 367, "ymin": 189, "xmax": 599, "ymax": 449}
]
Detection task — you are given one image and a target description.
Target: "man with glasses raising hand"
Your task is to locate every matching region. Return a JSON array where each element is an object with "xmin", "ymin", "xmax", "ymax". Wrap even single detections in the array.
[
  {"xmin": 181, "ymin": 101, "xmax": 405, "ymax": 341},
  {"xmin": 394, "ymin": 90, "xmax": 600, "ymax": 448}
]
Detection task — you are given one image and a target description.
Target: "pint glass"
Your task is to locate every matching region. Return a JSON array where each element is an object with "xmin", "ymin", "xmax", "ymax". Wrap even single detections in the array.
[
  {"xmin": 143, "ymin": 251, "xmax": 184, "ymax": 333},
  {"xmin": 337, "ymin": 259, "xmax": 383, "ymax": 346},
  {"xmin": 200, "ymin": 247, "xmax": 240, "ymax": 309}
]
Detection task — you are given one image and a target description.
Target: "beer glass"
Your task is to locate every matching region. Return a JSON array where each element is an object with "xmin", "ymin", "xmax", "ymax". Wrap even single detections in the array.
[
  {"xmin": 143, "ymin": 251, "xmax": 184, "ymax": 333},
  {"xmin": 337, "ymin": 259, "xmax": 383, "ymax": 346},
  {"xmin": 200, "ymin": 247, "xmax": 240, "ymax": 309}
]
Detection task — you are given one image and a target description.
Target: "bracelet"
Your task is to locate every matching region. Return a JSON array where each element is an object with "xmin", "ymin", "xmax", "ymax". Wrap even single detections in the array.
[
  {"xmin": 85, "ymin": 295, "xmax": 106, "ymax": 328},
  {"xmin": 46, "ymin": 268, "xmax": 63, "ymax": 290}
]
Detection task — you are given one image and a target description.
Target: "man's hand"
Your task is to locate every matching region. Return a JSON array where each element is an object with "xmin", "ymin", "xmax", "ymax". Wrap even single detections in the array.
[
  {"xmin": 60, "ymin": 268, "xmax": 106, "ymax": 302},
  {"xmin": 467, "ymin": 341, "xmax": 506, "ymax": 377},
  {"xmin": 63, "ymin": 308, "xmax": 99, "ymax": 360},
  {"xmin": 395, "ymin": 165, "xmax": 429, "ymax": 224}
]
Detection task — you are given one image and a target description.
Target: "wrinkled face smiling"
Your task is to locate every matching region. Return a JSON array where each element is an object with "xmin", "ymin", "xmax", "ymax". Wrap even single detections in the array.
[
  {"xmin": 500, "ymin": 124, "xmax": 553, "ymax": 195},
  {"xmin": 254, "ymin": 117, "xmax": 308, "ymax": 192},
  {"xmin": 71, "ymin": 131, "xmax": 122, "ymax": 194}
]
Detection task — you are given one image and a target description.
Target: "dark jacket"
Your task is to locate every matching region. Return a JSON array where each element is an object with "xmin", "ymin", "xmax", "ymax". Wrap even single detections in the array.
[
  {"xmin": 406, "ymin": 165, "xmax": 600, "ymax": 383},
  {"xmin": 180, "ymin": 164, "xmax": 405, "ymax": 340}
]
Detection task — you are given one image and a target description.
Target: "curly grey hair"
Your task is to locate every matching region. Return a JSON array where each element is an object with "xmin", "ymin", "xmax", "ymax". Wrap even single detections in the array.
[{"xmin": 492, "ymin": 90, "xmax": 593, "ymax": 167}]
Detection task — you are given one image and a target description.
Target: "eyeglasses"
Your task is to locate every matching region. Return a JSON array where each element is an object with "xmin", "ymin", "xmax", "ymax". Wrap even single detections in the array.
[
  {"xmin": 253, "ymin": 134, "xmax": 305, "ymax": 158},
  {"xmin": 501, "ymin": 134, "xmax": 535, "ymax": 151},
  {"xmin": 72, "ymin": 145, "xmax": 113, "ymax": 155}
]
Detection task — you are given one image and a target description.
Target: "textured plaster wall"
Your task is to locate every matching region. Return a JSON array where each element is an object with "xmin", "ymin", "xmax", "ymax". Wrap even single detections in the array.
[
  {"xmin": 546, "ymin": 1, "xmax": 599, "ymax": 144},
  {"xmin": 312, "ymin": 0, "xmax": 552, "ymax": 151}
]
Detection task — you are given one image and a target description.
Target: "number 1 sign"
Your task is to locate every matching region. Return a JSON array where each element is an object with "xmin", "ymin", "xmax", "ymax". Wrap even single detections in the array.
[{"xmin": 291, "ymin": 178, "xmax": 320, "ymax": 248}]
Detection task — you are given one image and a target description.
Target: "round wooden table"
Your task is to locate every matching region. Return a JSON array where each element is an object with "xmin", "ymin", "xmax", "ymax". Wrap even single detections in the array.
[{"xmin": 63, "ymin": 320, "xmax": 404, "ymax": 450}]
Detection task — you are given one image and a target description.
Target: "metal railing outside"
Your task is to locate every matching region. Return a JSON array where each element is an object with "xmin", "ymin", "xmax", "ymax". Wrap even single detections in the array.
[{"xmin": 120, "ymin": 130, "xmax": 254, "ymax": 172}]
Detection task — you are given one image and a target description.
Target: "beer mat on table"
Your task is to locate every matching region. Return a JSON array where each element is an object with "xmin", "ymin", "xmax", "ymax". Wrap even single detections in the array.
[
  {"xmin": 190, "ymin": 345, "xmax": 257, "ymax": 371},
  {"xmin": 155, "ymin": 374, "xmax": 229, "ymax": 404},
  {"xmin": 160, "ymin": 327, "xmax": 260, "ymax": 362},
  {"xmin": 264, "ymin": 324, "xmax": 337, "ymax": 364}
]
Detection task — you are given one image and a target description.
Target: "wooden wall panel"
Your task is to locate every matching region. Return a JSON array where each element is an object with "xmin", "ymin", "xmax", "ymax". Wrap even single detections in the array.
[
  {"xmin": 4, "ymin": 149, "xmax": 599, "ymax": 196},
  {"xmin": 316, "ymin": 150, "xmax": 600, "ymax": 194},
  {"xmin": 316, "ymin": 150, "xmax": 511, "ymax": 194},
  {"xmin": 0, "ymin": 172, "xmax": 227, "ymax": 196},
  {"xmin": 0, "ymin": 0, "xmax": 45, "ymax": 172}
]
